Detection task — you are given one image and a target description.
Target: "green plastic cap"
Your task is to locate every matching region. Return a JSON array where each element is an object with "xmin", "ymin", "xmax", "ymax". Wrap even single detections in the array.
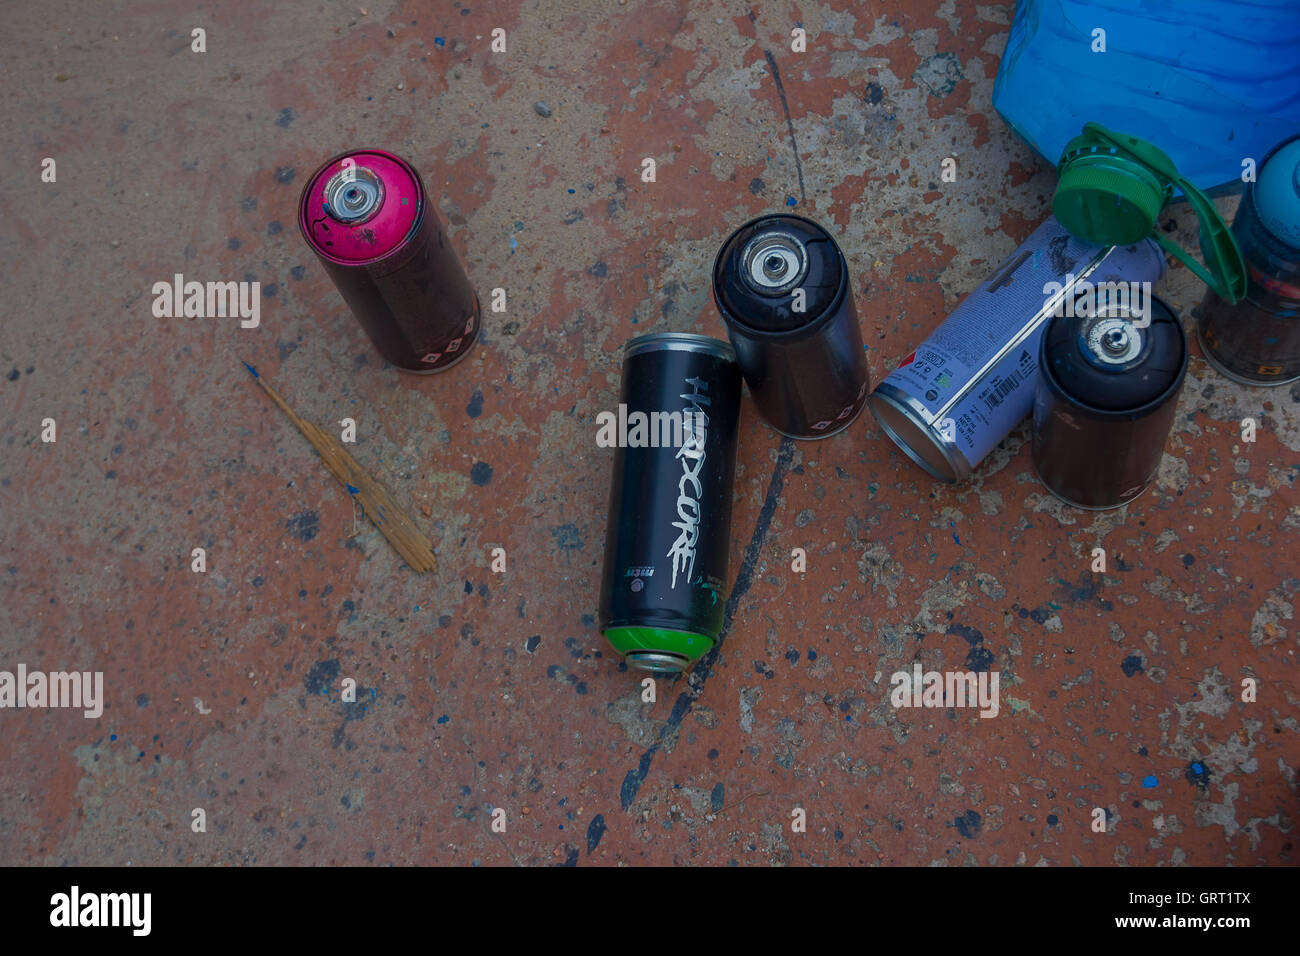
[
  {"xmin": 1054, "ymin": 154, "xmax": 1168, "ymax": 246},
  {"xmin": 1053, "ymin": 122, "xmax": 1247, "ymax": 303}
]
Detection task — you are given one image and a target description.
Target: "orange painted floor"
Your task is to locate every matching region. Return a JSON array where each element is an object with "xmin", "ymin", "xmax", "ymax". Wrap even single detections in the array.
[{"xmin": 1, "ymin": 0, "xmax": 1295, "ymax": 865}]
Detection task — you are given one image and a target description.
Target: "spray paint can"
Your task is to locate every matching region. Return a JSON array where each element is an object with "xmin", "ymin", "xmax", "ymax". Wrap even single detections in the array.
[
  {"xmin": 868, "ymin": 216, "xmax": 1165, "ymax": 481},
  {"xmin": 1197, "ymin": 133, "xmax": 1300, "ymax": 386},
  {"xmin": 1033, "ymin": 294, "xmax": 1187, "ymax": 510},
  {"xmin": 298, "ymin": 149, "xmax": 480, "ymax": 373},
  {"xmin": 598, "ymin": 334, "xmax": 742, "ymax": 673},
  {"xmin": 712, "ymin": 214, "xmax": 869, "ymax": 439}
]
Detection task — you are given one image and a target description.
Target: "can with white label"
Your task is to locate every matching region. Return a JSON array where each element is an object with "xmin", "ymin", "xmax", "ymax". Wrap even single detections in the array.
[{"xmin": 868, "ymin": 216, "xmax": 1166, "ymax": 482}]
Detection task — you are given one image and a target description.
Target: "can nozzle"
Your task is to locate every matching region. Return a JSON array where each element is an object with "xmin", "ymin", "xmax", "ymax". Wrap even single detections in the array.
[{"xmin": 324, "ymin": 165, "xmax": 384, "ymax": 224}]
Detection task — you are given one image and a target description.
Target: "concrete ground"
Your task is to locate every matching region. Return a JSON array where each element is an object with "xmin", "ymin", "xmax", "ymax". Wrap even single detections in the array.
[{"xmin": 1, "ymin": 0, "xmax": 1295, "ymax": 866}]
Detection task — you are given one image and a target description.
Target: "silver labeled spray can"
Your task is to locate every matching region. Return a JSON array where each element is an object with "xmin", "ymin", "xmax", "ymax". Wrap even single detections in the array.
[{"xmin": 869, "ymin": 216, "xmax": 1165, "ymax": 482}]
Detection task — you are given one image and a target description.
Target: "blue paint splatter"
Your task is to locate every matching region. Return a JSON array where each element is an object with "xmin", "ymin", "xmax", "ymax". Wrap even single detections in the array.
[
  {"xmin": 1185, "ymin": 761, "xmax": 1211, "ymax": 790},
  {"xmin": 346, "ymin": 484, "xmax": 359, "ymax": 494},
  {"xmin": 1142, "ymin": 775, "xmax": 1158, "ymax": 788},
  {"xmin": 436, "ymin": 714, "xmax": 449, "ymax": 724},
  {"xmin": 785, "ymin": 196, "xmax": 797, "ymax": 207},
  {"xmin": 586, "ymin": 813, "xmax": 607, "ymax": 854},
  {"xmin": 434, "ymin": 36, "xmax": 445, "ymax": 46},
  {"xmin": 242, "ymin": 361, "xmax": 259, "ymax": 378},
  {"xmin": 1121, "ymin": 654, "xmax": 1144, "ymax": 677}
]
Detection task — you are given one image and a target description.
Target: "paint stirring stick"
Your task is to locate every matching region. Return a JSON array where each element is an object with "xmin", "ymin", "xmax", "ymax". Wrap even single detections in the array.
[{"xmin": 242, "ymin": 362, "xmax": 437, "ymax": 572}]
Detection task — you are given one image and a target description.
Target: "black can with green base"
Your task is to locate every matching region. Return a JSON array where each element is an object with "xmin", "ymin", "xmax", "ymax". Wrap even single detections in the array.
[{"xmin": 598, "ymin": 333, "xmax": 742, "ymax": 673}]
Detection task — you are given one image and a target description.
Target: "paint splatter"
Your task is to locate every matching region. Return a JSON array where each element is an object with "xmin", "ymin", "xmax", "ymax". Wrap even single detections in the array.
[
  {"xmin": 1121, "ymin": 654, "xmax": 1144, "ymax": 677},
  {"xmin": 1185, "ymin": 761, "xmax": 1211, "ymax": 790},
  {"xmin": 1142, "ymin": 775, "xmax": 1158, "ymax": 788},
  {"xmin": 287, "ymin": 511, "xmax": 320, "ymax": 541},
  {"xmin": 552, "ymin": 523, "xmax": 583, "ymax": 552},
  {"xmin": 470, "ymin": 462, "xmax": 493, "ymax": 486},
  {"xmin": 954, "ymin": 809, "xmax": 982, "ymax": 838},
  {"xmin": 585, "ymin": 814, "xmax": 606, "ymax": 854},
  {"xmin": 913, "ymin": 53, "xmax": 963, "ymax": 98},
  {"xmin": 304, "ymin": 659, "xmax": 340, "ymax": 695}
]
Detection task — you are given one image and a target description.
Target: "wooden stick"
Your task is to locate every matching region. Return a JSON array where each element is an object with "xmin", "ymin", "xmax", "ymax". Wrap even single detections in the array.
[{"xmin": 243, "ymin": 362, "xmax": 437, "ymax": 573}]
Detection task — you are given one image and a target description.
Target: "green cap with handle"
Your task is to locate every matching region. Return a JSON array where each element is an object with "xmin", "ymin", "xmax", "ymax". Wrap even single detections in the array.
[{"xmin": 1053, "ymin": 122, "xmax": 1246, "ymax": 303}]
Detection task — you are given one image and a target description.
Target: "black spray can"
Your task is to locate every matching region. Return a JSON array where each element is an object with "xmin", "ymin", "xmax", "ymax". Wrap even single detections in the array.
[
  {"xmin": 1033, "ymin": 293, "xmax": 1188, "ymax": 510},
  {"xmin": 712, "ymin": 214, "xmax": 869, "ymax": 439},
  {"xmin": 1197, "ymin": 133, "xmax": 1300, "ymax": 386},
  {"xmin": 598, "ymin": 334, "xmax": 742, "ymax": 673}
]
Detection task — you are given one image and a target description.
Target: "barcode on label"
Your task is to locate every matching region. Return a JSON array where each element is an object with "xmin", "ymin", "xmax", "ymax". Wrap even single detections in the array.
[{"xmin": 983, "ymin": 370, "xmax": 1022, "ymax": 410}]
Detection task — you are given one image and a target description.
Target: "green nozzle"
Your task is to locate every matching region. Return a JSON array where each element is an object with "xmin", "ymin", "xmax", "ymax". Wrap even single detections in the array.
[{"xmin": 1054, "ymin": 122, "xmax": 1246, "ymax": 303}]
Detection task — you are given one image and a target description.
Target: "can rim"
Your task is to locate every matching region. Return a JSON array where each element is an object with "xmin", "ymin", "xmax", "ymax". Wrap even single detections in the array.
[
  {"xmin": 297, "ymin": 148, "xmax": 427, "ymax": 268},
  {"xmin": 868, "ymin": 387, "xmax": 965, "ymax": 483},
  {"xmin": 1039, "ymin": 295, "xmax": 1188, "ymax": 419},
  {"xmin": 623, "ymin": 332, "xmax": 736, "ymax": 362},
  {"xmin": 623, "ymin": 651, "xmax": 691, "ymax": 673}
]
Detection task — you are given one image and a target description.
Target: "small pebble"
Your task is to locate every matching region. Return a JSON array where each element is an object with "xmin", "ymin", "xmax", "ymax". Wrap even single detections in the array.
[{"xmin": 534, "ymin": 101, "xmax": 552, "ymax": 118}]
